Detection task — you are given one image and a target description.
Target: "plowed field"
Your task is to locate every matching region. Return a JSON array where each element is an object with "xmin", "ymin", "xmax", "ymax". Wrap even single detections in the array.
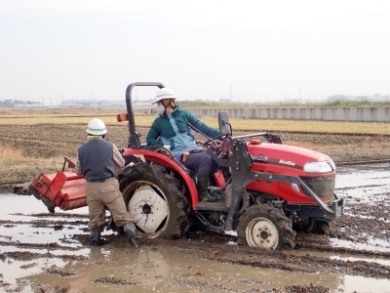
[{"xmin": 1, "ymin": 122, "xmax": 389, "ymax": 185}]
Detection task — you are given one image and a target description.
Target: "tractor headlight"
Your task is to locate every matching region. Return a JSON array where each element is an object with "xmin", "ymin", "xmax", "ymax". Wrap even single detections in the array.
[
  {"xmin": 304, "ymin": 161, "xmax": 335, "ymax": 173},
  {"xmin": 328, "ymin": 159, "xmax": 336, "ymax": 171}
]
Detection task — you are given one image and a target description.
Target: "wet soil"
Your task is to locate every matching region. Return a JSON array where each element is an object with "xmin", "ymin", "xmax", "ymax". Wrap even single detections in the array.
[{"xmin": 0, "ymin": 163, "xmax": 390, "ymax": 292}]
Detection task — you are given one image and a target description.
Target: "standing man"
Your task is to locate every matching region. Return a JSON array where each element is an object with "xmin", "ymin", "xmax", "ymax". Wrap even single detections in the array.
[
  {"xmin": 75, "ymin": 118, "xmax": 139, "ymax": 248},
  {"xmin": 146, "ymin": 88, "xmax": 220, "ymax": 202}
]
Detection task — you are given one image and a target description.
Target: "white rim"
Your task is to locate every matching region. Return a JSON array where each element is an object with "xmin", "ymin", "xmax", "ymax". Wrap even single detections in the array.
[
  {"xmin": 246, "ymin": 217, "xmax": 279, "ymax": 249},
  {"xmin": 127, "ymin": 182, "xmax": 169, "ymax": 238}
]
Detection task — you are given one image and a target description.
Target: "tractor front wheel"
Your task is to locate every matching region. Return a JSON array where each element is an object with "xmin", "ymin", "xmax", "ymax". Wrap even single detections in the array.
[
  {"xmin": 315, "ymin": 220, "xmax": 330, "ymax": 235},
  {"xmin": 236, "ymin": 204, "xmax": 296, "ymax": 250}
]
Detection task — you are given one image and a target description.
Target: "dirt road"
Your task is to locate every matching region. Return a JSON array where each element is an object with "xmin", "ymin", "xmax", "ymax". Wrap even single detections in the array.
[{"xmin": 1, "ymin": 162, "xmax": 389, "ymax": 293}]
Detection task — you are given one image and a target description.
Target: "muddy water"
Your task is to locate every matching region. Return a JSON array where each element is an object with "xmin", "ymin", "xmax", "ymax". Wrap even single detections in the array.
[
  {"xmin": 336, "ymin": 163, "xmax": 390, "ymax": 199},
  {"xmin": 0, "ymin": 163, "xmax": 390, "ymax": 293},
  {"xmin": 333, "ymin": 163, "xmax": 390, "ymax": 252}
]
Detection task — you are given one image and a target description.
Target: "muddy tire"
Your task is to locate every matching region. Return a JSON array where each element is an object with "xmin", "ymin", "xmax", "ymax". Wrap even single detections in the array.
[
  {"xmin": 119, "ymin": 163, "xmax": 189, "ymax": 239},
  {"xmin": 293, "ymin": 217, "xmax": 317, "ymax": 233},
  {"xmin": 294, "ymin": 218, "xmax": 330, "ymax": 235},
  {"xmin": 315, "ymin": 220, "xmax": 330, "ymax": 235},
  {"xmin": 236, "ymin": 204, "xmax": 296, "ymax": 250}
]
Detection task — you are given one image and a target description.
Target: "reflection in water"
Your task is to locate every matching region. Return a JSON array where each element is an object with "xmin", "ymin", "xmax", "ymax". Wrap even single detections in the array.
[
  {"xmin": 11, "ymin": 242, "xmax": 390, "ymax": 293},
  {"xmin": 21, "ymin": 246, "xmax": 182, "ymax": 293},
  {"xmin": 20, "ymin": 244, "xmax": 343, "ymax": 293}
]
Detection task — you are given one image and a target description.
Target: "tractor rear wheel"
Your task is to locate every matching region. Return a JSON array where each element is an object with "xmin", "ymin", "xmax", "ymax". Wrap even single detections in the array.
[
  {"xmin": 119, "ymin": 163, "xmax": 189, "ymax": 239},
  {"xmin": 236, "ymin": 204, "xmax": 296, "ymax": 250}
]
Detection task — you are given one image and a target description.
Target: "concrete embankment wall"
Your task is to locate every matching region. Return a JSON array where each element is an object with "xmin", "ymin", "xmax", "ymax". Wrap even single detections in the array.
[{"xmin": 188, "ymin": 107, "xmax": 390, "ymax": 122}]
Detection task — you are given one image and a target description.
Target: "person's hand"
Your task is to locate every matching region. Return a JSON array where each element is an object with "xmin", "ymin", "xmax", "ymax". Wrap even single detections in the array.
[
  {"xmin": 64, "ymin": 156, "xmax": 76, "ymax": 168},
  {"xmin": 122, "ymin": 162, "xmax": 135, "ymax": 170}
]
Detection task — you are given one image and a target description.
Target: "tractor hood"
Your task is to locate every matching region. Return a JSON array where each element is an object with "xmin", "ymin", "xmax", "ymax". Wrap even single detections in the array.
[{"xmin": 247, "ymin": 141, "xmax": 335, "ymax": 175}]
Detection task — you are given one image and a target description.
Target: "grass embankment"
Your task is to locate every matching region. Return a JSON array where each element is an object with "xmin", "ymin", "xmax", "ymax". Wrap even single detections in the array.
[{"xmin": 1, "ymin": 114, "xmax": 390, "ymax": 135}]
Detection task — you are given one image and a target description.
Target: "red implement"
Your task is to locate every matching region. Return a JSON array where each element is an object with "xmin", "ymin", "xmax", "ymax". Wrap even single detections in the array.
[{"xmin": 29, "ymin": 157, "xmax": 87, "ymax": 213}]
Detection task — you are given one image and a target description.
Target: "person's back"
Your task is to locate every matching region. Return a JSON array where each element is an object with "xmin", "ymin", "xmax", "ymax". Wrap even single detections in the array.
[{"xmin": 78, "ymin": 138, "xmax": 116, "ymax": 182}]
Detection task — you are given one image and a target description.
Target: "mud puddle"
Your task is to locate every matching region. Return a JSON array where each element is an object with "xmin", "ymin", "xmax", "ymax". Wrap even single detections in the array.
[{"xmin": 1, "ymin": 163, "xmax": 390, "ymax": 292}]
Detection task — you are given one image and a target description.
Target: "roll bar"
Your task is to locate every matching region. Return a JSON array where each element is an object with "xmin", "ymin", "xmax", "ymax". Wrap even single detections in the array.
[{"xmin": 125, "ymin": 82, "xmax": 165, "ymax": 149}]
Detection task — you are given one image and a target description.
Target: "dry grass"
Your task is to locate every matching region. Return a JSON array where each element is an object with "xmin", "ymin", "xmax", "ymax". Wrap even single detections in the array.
[
  {"xmin": 0, "ymin": 144, "xmax": 32, "ymax": 164},
  {"xmin": 0, "ymin": 143, "xmax": 64, "ymax": 184}
]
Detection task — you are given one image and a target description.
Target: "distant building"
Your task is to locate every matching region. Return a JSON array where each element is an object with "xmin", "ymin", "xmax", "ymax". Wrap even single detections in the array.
[{"xmin": 0, "ymin": 99, "xmax": 41, "ymax": 108}]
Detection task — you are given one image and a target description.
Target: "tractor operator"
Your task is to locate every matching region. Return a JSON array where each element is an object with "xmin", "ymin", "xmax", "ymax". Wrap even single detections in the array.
[
  {"xmin": 146, "ymin": 88, "xmax": 220, "ymax": 202},
  {"xmin": 75, "ymin": 118, "xmax": 139, "ymax": 249}
]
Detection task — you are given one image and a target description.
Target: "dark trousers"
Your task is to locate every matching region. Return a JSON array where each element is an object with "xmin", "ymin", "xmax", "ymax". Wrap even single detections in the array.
[{"xmin": 182, "ymin": 150, "xmax": 219, "ymax": 177}]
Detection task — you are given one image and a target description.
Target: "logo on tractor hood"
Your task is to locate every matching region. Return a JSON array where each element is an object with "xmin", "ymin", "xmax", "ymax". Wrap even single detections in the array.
[
  {"xmin": 251, "ymin": 155, "xmax": 268, "ymax": 162},
  {"xmin": 279, "ymin": 159, "xmax": 295, "ymax": 166}
]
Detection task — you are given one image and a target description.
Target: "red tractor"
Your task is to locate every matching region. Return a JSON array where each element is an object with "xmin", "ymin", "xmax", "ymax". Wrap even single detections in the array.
[{"xmin": 29, "ymin": 82, "xmax": 344, "ymax": 249}]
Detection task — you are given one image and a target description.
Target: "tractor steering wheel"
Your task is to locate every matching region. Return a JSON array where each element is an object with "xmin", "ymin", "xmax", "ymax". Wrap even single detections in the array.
[
  {"xmin": 203, "ymin": 139, "xmax": 221, "ymax": 153},
  {"xmin": 203, "ymin": 134, "xmax": 223, "ymax": 148},
  {"xmin": 204, "ymin": 136, "xmax": 232, "ymax": 160}
]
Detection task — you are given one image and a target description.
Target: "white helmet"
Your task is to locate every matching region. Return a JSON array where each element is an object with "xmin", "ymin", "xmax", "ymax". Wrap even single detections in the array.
[
  {"xmin": 86, "ymin": 118, "xmax": 107, "ymax": 135},
  {"xmin": 152, "ymin": 88, "xmax": 176, "ymax": 104}
]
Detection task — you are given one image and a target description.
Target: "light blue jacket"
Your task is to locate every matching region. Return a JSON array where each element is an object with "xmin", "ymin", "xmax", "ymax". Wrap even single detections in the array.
[{"xmin": 146, "ymin": 106, "xmax": 220, "ymax": 157}]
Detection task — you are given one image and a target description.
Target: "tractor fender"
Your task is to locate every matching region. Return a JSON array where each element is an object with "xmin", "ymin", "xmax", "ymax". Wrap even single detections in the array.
[{"xmin": 122, "ymin": 149, "xmax": 199, "ymax": 208}]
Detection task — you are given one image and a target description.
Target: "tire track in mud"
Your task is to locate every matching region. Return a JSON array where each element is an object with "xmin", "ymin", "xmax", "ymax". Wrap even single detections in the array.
[
  {"xmin": 0, "ymin": 239, "xmax": 82, "ymax": 252},
  {"xmin": 0, "ymin": 251, "xmax": 88, "ymax": 262},
  {"xmin": 173, "ymin": 239, "xmax": 390, "ymax": 280},
  {"xmin": 167, "ymin": 279, "xmax": 330, "ymax": 293}
]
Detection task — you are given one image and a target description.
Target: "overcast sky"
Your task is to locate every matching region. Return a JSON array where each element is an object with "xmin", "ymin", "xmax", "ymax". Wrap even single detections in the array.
[{"xmin": 1, "ymin": 0, "xmax": 390, "ymax": 103}]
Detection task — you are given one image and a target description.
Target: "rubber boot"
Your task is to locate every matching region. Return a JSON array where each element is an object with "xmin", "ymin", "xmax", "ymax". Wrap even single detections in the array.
[
  {"xmin": 90, "ymin": 229, "xmax": 102, "ymax": 246},
  {"xmin": 197, "ymin": 177, "xmax": 218, "ymax": 202},
  {"xmin": 123, "ymin": 223, "xmax": 140, "ymax": 249}
]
